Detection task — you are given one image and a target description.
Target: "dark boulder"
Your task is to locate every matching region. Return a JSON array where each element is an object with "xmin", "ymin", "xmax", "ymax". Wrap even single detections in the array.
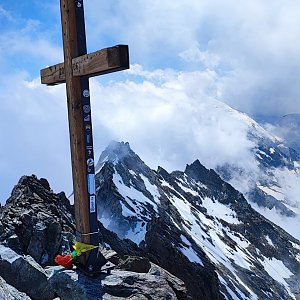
[
  {"xmin": 0, "ymin": 245, "xmax": 54, "ymax": 300},
  {"xmin": 117, "ymin": 256, "xmax": 151, "ymax": 273}
]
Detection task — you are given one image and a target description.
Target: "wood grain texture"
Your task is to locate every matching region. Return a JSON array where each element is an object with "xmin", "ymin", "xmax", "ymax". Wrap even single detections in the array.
[
  {"xmin": 60, "ymin": 0, "xmax": 90, "ymax": 248},
  {"xmin": 40, "ymin": 45, "xmax": 129, "ymax": 85},
  {"xmin": 40, "ymin": 0, "xmax": 130, "ymax": 271}
]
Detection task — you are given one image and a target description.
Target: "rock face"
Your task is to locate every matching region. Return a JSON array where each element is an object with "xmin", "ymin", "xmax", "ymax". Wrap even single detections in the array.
[
  {"xmin": 95, "ymin": 141, "xmax": 300, "ymax": 300},
  {"xmin": 0, "ymin": 245, "xmax": 54, "ymax": 300},
  {"xmin": 0, "ymin": 175, "xmax": 75, "ymax": 266},
  {"xmin": 0, "ymin": 276, "xmax": 31, "ymax": 300},
  {"xmin": 48, "ymin": 262, "xmax": 186, "ymax": 300},
  {"xmin": 0, "ymin": 174, "xmax": 187, "ymax": 299},
  {"xmin": 0, "ymin": 243, "xmax": 186, "ymax": 300}
]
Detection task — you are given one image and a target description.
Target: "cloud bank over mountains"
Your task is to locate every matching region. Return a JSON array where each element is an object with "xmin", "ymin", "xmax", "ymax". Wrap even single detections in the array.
[{"xmin": 1, "ymin": 0, "xmax": 300, "ymax": 204}]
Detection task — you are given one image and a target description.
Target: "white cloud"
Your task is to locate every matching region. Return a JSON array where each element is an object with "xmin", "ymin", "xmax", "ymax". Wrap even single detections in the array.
[
  {"xmin": 90, "ymin": 65, "xmax": 258, "ymax": 177},
  {"xmin": 1, "ymin": 0, "xmax": 300, "ymax": 212},
  {"xmin": 0, "ymin": 22, "xmax": 62, "ymax": 64},
  {"xmin": 0, "ymin": 11, "xmax": 62, "ymax": 80},
  {"xmin": 179, "ymin": 43, "xmax": 221, "ymax": 69},
  {"xmin": 0, "ymin": 72, "xmax": 72, "ymax": 203},
  {"xmin": 84, "ymin": 0, "xmax": 300, "ymax": 117},
  {"xmin": 0, "ymin": 65, "xmax": 260, "ymax": 204}
]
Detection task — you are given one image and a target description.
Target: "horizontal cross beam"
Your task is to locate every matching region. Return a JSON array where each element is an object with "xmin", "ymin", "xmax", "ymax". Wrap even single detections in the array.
[{"xmin": 41, "ymin": 44, "xmax": 129, "ymax": 85}]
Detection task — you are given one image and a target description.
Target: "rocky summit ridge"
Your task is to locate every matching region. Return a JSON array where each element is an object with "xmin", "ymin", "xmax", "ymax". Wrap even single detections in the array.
[
  {"xmin": 1, "ymin": 141, "xmax": 300, "ymax": 299},
  {"xmin": 0, "ymin": 175, "xmax": 187, "ymax": 300}
]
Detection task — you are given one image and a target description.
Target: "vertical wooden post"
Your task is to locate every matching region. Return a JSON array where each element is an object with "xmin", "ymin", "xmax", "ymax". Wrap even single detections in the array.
[
  {"xmin": 60, "ymin": 0, "xmax": 90, "ymax": 244},
  {"xmin": 60, "ymin": 0, "xmax": 105, "ymax": 271},
  {"xmin": 40, "ymin": 0, "xmax": 129, "ymax": 274}
]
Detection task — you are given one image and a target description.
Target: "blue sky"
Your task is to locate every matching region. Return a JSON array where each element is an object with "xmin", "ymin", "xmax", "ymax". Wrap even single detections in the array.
[
  {"xmin": 0, "ymin": 2, "xmax": 61, "ymax": 77},
  {"xmin": 1, "ymin": 0, "xmax": 300, "ymax": 203}
]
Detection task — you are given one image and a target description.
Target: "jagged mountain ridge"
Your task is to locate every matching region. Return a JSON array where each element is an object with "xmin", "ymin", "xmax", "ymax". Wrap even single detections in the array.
[
  {"xmin": 156, "ymin": 96, "xmax": 300, "ymax": 238},
  {"xmin": 95, "ymin": 141, "xmax": 300, "ymax": 300},
  {"xmin": 222, "ymin": 109, "xmax": 300, "ymax": 242}
]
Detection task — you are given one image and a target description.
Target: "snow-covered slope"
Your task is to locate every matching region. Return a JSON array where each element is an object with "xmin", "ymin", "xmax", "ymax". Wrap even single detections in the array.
[
  {"xmin": 95, "ymin": 141, "xmax": 300, "ymax": 300},
  {"xmin": 198, "ymin": 104, "xmax": 300, "ymax": 240},
  {"xmin": 257, "ymin": 114, "xmax": 300, "ymax": 154}
]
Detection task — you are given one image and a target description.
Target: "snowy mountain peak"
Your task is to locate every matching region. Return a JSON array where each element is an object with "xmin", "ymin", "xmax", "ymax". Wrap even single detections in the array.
[
  {"xmin": 95, "ymin": 142, "xmax": 300, "ymax": 300},
  {"xmin": 96, "ymin": 141, "xmax": 142, "ymax": 172}
]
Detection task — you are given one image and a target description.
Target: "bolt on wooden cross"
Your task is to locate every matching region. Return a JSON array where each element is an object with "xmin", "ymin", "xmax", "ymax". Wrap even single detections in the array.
[{"xmin": 40, "ymin": 0, "xmax": 129, "ymax": 273}]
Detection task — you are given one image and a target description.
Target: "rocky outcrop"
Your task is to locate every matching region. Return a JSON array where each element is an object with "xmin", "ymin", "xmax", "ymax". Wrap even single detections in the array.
[
  {"xmin": 0, "ymin": 175, "xmax": 187, "ymax": 299},
  {"xmin": 100, "ymin": 268, "xmax": 180, "ymax": 299},
  {"xmin": 117, "ymin": 256, "xmax": 151, "ymax": 273},
  {"xmin": 48, "ymin": 261, "xmax": 186, "ymax": 300},
  {"xmin": 0, "ymin": 245, "xmax": 54, "ymax": 299},
  {"xmin": 0, "ymin": 243, "xmax": 187, "ymax": 300},
  {"xmin": 0, "ymin": 175, "xmax": 75, "ymax": 266}
]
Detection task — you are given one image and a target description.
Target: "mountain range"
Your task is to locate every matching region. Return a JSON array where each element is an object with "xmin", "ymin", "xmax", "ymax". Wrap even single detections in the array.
[
  {"xmin": 95, "ymin": 141, "xmax": 300, "ymax": 299},
  {"xmin": 0, "ymin": 96, "xmax": 299, "ymax": 299},
  {"xmin": 0, "ymin": 137, "xmax": 299, "ymax": 299},
  {"xmin": 216, "ymin": 110, "xmax": 300, "ymax": 239},
  {"xmin": 131, "ymin": 98, "xmax": 300, "ymax": 240}
]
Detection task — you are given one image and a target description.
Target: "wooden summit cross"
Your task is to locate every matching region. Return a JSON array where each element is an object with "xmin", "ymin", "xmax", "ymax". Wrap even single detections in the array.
[{"xmin": 40, "ymin": 0, "xmax": 129, "ymax": 272}]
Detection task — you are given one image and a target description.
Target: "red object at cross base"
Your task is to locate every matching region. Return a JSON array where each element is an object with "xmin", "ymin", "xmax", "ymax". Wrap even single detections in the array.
[
  {"xmin": 55, "ymin": 254, "xmax": 73, "ymax": 269},
  {"xmin": 40, "ymin": 0, "xmax": 129, "ymax": 274}
]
